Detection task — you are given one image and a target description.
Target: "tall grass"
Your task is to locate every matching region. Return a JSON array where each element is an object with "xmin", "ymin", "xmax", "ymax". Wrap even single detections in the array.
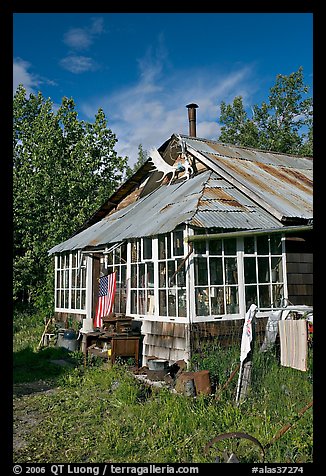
[{"xmin": 13, "ymin": 310, "xmax": 313, "ymax": 464}]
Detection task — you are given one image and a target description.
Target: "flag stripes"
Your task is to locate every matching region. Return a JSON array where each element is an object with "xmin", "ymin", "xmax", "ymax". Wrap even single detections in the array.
[{"xmin": 94, "ymin": 272, "xmax": 117, "ymax": 329}]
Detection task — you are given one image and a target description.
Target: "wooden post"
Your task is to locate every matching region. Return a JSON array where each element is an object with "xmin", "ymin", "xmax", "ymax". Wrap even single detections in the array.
[
  {"xmin": 235, "ymin": 305, "xmax": 257, "ymax": 404},
  {"xmin": 37, "ymin": 317, "xmax": 53, "ymax": 350}
]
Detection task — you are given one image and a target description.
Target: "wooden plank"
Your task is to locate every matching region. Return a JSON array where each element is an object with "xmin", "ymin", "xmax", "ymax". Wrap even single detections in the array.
[
  {"xmin": 287, "ymin": 284, "xmax": 313, "ymax": 296},
  {"xmin": 287, "ymin": 263, "xmax": 313, "ymax": 274},
  {"xmin": 286, "ymin": 253, "xmax": 313, "ymax": 264},
  {"xmin": 287, "ymin": 274, "xmax": 313, "ymax": 285}
]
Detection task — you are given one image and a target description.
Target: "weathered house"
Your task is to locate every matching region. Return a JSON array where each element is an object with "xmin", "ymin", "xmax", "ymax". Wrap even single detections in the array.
[{"xmin": 48, "ymin": 105, "xmax": 313, "ymax": 365}]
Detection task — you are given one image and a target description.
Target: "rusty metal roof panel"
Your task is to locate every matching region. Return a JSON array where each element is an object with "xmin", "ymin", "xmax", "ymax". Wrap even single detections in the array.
[
  {"xmin": 48, "ymin": 173, "xmax": 206, "ymax": 253},
  {"xmin": 180, "ymin": 136, "xmax": 312, "ymax": 221},
  {"xmin": 49, "ymin": 169, "xmax": 285, "ymax": 254},
  {"xmin": 182, "ymin": 136, "xmax": 313, "ymax": 169},
  {"xmin": 190, "ymin": 210, "xmax": 281, "ymax": 230},
  {"xmin": 205, "ymin": 153, "xmax": 312, "ymax": 219}
]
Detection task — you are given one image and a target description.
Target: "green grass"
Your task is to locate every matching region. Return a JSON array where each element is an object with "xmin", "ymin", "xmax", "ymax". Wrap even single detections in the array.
[{"xmin": 13, "ymin": 309, "xmax": 313, "ymax": 464}]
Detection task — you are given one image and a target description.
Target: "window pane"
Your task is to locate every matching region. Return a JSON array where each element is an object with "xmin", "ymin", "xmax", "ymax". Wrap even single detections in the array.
[
  {"xmin": 121, "ymin": 242, "xmax": 127, "ymax": 262},
  {"xmin": 271, "ymin": 257, "xmax": 283, "ymax": 282},
  {"xmin": 147, "ymin": 290, "xmax": 155, "ymax": 314},
  {"xmin": 81, "ymin": 267, "xmax": 86, "ymax": 288},
  {"xmin": 115, "ymin": 246, "xmax": 121, "ymax": 263},
  {"xmin": 194, "ymin": 257, "xmax": 208, "ymax": 285},
  {"xmin": 121, "ymin": 265, "xmax": 126, "ymax": 285},
  {"xmin": 121, "ymin": 288, "xmax": 127, "ymax": 313},
  {"xmin": 225, "ymin": 258, "xmax": 238, "ymax": 284},
  {"xmin": 71, "ymin": 289, "xmax": 76, "ymax": 308},
  {"xmin": 64, "ymin": 290, "xmax": 69, "ymax": 308},
  {"xmin": 159, "ymin": 290, "xmax": 167, "ymax": 315},
  {"xmin": 258, "ymin": 257, "xmax": 270, "ymax": 283},
  {"xmin": 147, "ymin": 262, "xmax": 154, "ymax": 288},
  {"xmin": 259, "ymin": 285, "xmax": 271, "ymax": 308},
  {"xmin": 56, "ymin": 270, "xmax": 60, "ymax": 289},
  {"xmin": 225, "ymin": 286, "xmax": 239, "ymax": 314},
  {"xmin": 176, "ymin": 259, "xmax": 186, "ymax": 287},
  {"xmin": 167, "ymin": 261, "xmax": 175, "ymax": 287},
  {"xmin": 167, "ymin": 234, "xmax": 171, "ymax": 259},
  {"xmin": 272, "ymin": 284, "xmax": 284, "ymax": 307},
  {"xmin": 76, "ymin": 291, "xmax": 80, "ymax": 309},
  {"xmin": 210, "ymin": 287, "xmax": 224, "ymax": 315},
  {"xmin": 194, "ymin": 237, "xmax": 206, "ymax": 254},
  {"xmin": 107, "ymin": 252, "xmax": 113, "ymax": 266},
  {"xmin": 270, "ymin": 234, "xmax": 282, "ymax": 255},
  {"xmin": 257, "ymin": 235, "xmax": 269, "ymax": 255},
  {"xmin": 65, "ymin": 270, "xmax": 69, "ymax": 288},
  {"xmin": 81, "ymin": 290, "xmax": 86, "ymax": 309},
  {"xmin": 168, "ymin": 290, "xmax": 176, "ymax": 316},
  {"xmin": 178, "ymin": 289, "xmax": 187, "ymax": 317},
  {"xmin": 245, "ymin": 285, "xmax": 258, "ymax": 310},
  {"xmin": 131, "ymin": 290, "xmax": 137, "ymax": 314},
  {"xmin": 209, "ymin": 239, "xmax": 222, "ymax": 255},
  {"xmin": 244, "ymin": 257, "xmax": 257, "ymax": 284},
  {"xmin": 71, "ymin": 253, "xmax": 77, "ymax": 268},
  {"xmin": 159, "ymin": 235, "xmax": 166, "ymax": 259},
  {"xmin": 173, "ymin": 230, "xmax": 184, "ymax": 256},
  {"xmin": 159, "ymin": 262, "xmax": 166, "ymax": 287},
  {"xmin": 131, "ymin": 264, "xmax": 137, "ymax": 288},
  {"xmin": 139, "ymin": 290, "xmax": 146, "ymax": 314},
  {"xmin": 56, "ymin": 290, "xmax": 60, "ymax": 308},
  {"xmin": 131, "ymin": 240, "xmax": 139, "ymax": 263},
  {"xmin": 195, "ymin": 287, "xmax": 209, "ymax": 316},
  {"xmin": 244, "ymin": 236, "xmax": 255, "ymax": 254},
  {"xmin": 71, "ymin": 269, "xmax": 76, "ymax": 288},
  {"xmin": 138, "ymin": 263, "xmax": 145, "ymax": 288},
  {"xmin": 209, "ymin": 257, "xmax": 223, "ymax": 285},
  {"xmin": 224, "ymin": 238, "xmax": 236, "ymax": 255},
  {"xmin": 143, "ymin": 237, "xmax": 152, "ymax": 260}
]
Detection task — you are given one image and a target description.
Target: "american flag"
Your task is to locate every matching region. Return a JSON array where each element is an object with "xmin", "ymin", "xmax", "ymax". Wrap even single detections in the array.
[{"xmin": 94, "ymin": 272, "xmax": 117, "ymax": 329}]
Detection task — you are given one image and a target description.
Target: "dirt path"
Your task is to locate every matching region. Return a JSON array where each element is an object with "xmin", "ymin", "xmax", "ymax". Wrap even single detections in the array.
[{"xmin": 13, "ymin": 380, "xmax": 59, "ymax": 455}]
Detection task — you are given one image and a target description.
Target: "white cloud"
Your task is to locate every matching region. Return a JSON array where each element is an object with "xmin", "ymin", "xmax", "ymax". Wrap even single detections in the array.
[
  {"xmin": 63, "ymin": 28, "xmax": 93, "ymax": 50},
  {"xmin": 80, "ymin": 41, "xmax": 255, "ymax": 166},
  {"xmin": 13, "ymin": 58, "xmax": 40, "ymax": 95},
  {"xmin": 89, "ymin": 17, "xmax": 105, "ymax": 35},
  {"xmin": 60, "ymin": 55, "xmax": 99, "ymax": 74},
  {"xmin": 61, "ymin": 17, "xmax": 105, "ymax": 73},
  {"xmin": 63, "ymin": 17, "xmax": 105, "ymax": 50}
]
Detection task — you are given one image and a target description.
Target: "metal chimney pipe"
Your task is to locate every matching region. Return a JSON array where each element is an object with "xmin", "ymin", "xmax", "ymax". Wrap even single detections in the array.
[{"xmin": 186, "ymin": 103, "xmax": 199, "ymax": 137}]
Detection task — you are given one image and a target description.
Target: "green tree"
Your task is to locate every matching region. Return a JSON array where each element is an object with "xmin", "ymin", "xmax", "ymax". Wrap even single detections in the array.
[
  {"xmin": 218, "ymin": 67, "xmax": 313, "ymax": 155},
  {"xmin": 125, "ymin": 143, "xmax": 148, "ymax": 178},
  {"xmin": 13, "ymin": 85, "xmax": 129, "ymax": 312}
]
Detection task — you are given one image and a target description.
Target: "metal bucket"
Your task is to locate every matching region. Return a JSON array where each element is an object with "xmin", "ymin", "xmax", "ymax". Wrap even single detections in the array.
[
  {"xmin": 56, "ymin": 329, "xmax": 78, "ymax": 351},
  {"xmin": 148, "ymin": 359, "xmax": 169, "ymax": 371}
]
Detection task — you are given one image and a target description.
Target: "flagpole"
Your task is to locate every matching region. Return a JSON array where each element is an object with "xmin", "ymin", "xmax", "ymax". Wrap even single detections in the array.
[{"xmin": 235, "ymin": 361, "xmax": 244, "ymax": 403}]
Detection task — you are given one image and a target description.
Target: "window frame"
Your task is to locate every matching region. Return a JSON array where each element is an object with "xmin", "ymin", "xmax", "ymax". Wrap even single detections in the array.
[
  {"xmin": 242, "ymin": 233, "xmax": 286, "ymax": 310},
  {"xmin": 193, "ymin": 236, "xmax": 240, "ymax": 319},
  {"xmin": 157, "ymin": 231, "xmax": 187, "ymax": 319},
  {"xmin": 104, "ymin": 242, "xmax": 128, "ymax": 315},
  {"xmin": 54, "ymin": 251, "xmax": 87, "ymax": 314}
]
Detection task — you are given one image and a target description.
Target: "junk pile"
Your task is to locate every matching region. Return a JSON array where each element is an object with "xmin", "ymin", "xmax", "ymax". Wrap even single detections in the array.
[{"xmin": 134, "ymin": 357, "xmax": 212, "ymax": 396}]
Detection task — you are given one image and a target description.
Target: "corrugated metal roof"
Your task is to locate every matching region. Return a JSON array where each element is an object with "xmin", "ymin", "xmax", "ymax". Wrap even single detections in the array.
[
  {"xmin": 48, "ymin": 170, "xmax": 283, "ymax": 254},
  {"xmin": 181, "ymin": 135, "xmax": 313, "ymax": 221},
  {"xmin": 49, "ymin": 135, "xmax": 312, "ymax": 254}
]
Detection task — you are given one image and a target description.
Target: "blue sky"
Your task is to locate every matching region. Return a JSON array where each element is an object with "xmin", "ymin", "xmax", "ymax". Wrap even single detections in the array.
[{"xmin": 13, "ymin": 12, "xmax": 313, "ymax": 165}]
